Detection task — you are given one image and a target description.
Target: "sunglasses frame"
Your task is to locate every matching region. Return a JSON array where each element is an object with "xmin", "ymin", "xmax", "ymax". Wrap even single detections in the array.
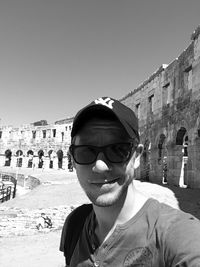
[{"xmin": 69, "ymin": 142, "xmax": 136, "ymax": 165}]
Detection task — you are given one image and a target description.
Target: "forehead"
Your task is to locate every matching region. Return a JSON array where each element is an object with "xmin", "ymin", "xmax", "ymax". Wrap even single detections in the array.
[{"xmin": 74, "ymin": 118, "xmax": 130, "ymax": 144}]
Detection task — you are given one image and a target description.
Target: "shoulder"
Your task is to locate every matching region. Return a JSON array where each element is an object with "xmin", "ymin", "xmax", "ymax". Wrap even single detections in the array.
[
  {"xmin": 147, "ymin": 198, "xmax": 200, "ymax": 231},
  {"xmin": 144, "ymin": 198, "xmax": 200, "ymax": 242},
  {"xmin": 60, "ymin": 204, "xmax": 93, "ymax": 252},
  {"xmin": 145, "ymin": 199, "xmax": 200, "ymax": 264},
  {"xmin": 149, "ymin": 199, "xmax": 200, "ymax": 264},
  {"xmin": 165, "ymin": 213, "xmax": 200, "ymax": 265}
]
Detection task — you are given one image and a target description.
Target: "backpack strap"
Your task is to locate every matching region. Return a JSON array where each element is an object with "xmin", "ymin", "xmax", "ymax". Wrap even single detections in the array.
[{"xmin": 60, "ymin": 203, "xmax": 93, "ymax": 266}]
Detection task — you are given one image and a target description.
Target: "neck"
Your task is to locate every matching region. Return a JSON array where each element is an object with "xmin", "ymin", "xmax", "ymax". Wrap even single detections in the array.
[{"xmin": 93, "ymin": 182, "xmax": 148, "ymax": 244}]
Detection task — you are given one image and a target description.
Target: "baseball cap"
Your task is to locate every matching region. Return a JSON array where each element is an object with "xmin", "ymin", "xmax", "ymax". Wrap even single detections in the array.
[{"xmin": 71, "ymin": 96, "xmax": 139, "ymax": 141}]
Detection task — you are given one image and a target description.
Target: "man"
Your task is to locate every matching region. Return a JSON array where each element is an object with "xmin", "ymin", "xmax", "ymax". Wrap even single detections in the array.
[{"xmin": 60, "ymin": 96, "xmax": 200, "ymax": 266}]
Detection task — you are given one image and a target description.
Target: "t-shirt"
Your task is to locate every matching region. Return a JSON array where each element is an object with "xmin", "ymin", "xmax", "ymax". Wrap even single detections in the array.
[{"xmin": 64, "ymin": 198, "xmax": 200, "ymax": 267}]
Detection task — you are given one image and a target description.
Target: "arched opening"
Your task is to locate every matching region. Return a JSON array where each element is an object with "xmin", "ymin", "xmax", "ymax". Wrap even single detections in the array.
[
  {"xmin": 57, "ymin": 149, "xmax": 63, "ymax": 169},
  {"xmin": 16, "ymin": 150, "xmax": 23, "ymax": 156},
  {"xmin": 158, "ymin": 134, "xmax": 166, "ymax": 164},
  {"xmin": 38, "ymin": 149, "xmax": 44, "ymax": 168},
  {"xmin": 16, "ymin": 150, "xmax": 23, "ymax": 167},
  {"xmin": 48, "ymin": 150, "xmax": 54, "ymax": 169},
  {"xmin": 183, "ymin": 135, "xmax": 188, "ymax": 157},
  {"xmin": 176, "ymin": 127, "xmax": 188, "ymax": 188},
  {"xmin": 48, "ymin": 150, "xmax": 53, "ymax": 156},
  {"xmin": 4, "ymin": 149, "xmax": 12, "ymax": 166},
  {"xmin": 27, "ymin": 150, "xmax": 34, "ymax": 168},
  {"xmin": 176, "ymin": 127, "xmax": 186, "ymax": 145},
  {"xmin": 27, "ymin": 150, "xmax": 34, "ymax": 156},
  {"xmin": 157, "ymin": 134, "xmax": 167, "ymax": 184},
  {"xmin": 38, "ymin": 149, "xmax": 44, "ymax": 158}
]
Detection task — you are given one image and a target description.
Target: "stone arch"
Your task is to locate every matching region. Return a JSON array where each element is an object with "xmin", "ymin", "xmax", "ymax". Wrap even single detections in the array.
[
  {"xmin": 175, "ymin": 127, "xmax": 189, "ymax": 187},
  {"xmin": 38, "ymin": 149, "xmax": 44, "ymax": 168},
  {"xmin": 48, "ymin": 149, "xmax": 53, "ymax": 157},
  {"xmin": 175, "ymin": 126, "xmax": 189, "ymax": 158},
  {"xmin": 16, "ymin": 150, "xmax": 23, "ymax": 167},
  {"xmin": 48, "ymin": 149, "xmax": 54, "ymax": 169},
  {"xmin": 157, "ymin": 134, "xmax": 166, "ymax": 164},
  {"xmin": 27, "ymin": 150, "xmax": 34, "ymax": 156},
  {"xmin": 4, "ymin": 149, "xmax": 12, "ymax": 166},
  {"xmin": 176, "ymin": 127, "xmax": 187, "ymax": 145},
  {"xmin": 38, "ymin": 149, "xmax": 44, "ymax": 158},
  {"xmin": 5, "ymin": 149, "xmax": 12, "ymax": 158},
  {"xmin": 57, "ymin": 149, "xmax": 63, "ymax": 169},
  {"xmin": 183, "ymin": 135, "xmax": 188, "ymax": 156},
  {"xmin": 27, "ymin": 150, "xmax": 34, "ymax": 168},
  {"xmin": 16, "ymin": 150, "xmax": 23, "ymax": 156}
]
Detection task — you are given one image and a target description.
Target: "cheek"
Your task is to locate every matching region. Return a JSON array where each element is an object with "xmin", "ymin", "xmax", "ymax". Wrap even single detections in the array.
[{"xmin": 75, "ymin": 165, "xmax": 90, "ymax": 180}]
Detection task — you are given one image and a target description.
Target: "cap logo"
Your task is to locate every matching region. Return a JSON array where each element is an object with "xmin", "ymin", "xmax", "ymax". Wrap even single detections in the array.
[{"xmin": 94, "ymin": 97, "xmax": 114, "ymax": 109}]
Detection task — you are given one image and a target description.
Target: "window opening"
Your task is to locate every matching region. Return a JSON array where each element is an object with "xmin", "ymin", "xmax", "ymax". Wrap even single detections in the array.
[
  {"xmin": 53, "ymin": 129, "xmax": 56, "ymax": 137},
  {"xmin": 43, "ymin": 130, "xmax": 46, "ymax": 138},
  {"xmin": 32, "ymin": 131, "xmax": 36, "ymax": 139}
]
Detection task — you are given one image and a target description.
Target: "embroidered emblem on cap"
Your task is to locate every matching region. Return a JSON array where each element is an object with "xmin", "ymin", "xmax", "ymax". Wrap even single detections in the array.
[{"xmin": 94, "ymin": 97, "xmax": 114, "ymax": 109}]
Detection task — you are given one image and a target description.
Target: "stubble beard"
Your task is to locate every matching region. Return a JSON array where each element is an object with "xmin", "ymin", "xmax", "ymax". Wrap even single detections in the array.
[{"xmin": 83, "ymin": 176, "xmax": 133, "ymax": 207}]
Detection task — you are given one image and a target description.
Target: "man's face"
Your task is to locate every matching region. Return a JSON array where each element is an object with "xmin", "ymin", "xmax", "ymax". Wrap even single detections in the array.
[{"xmin": 72, "ymin": 118, "xmax": 138, "ymax": 207}]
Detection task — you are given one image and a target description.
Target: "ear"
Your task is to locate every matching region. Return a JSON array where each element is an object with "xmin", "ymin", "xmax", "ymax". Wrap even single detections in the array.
[{"xmin": 133, "ymin": 144, "xmax": 144, "ymax": 169}]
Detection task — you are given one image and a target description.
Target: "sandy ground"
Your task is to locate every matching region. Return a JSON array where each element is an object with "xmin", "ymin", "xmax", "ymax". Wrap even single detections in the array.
[
  {"xmin": 1, "ymin": 167, "xmax": 200, "ymax": 267},
  {"xmin": 0, "ymin": 230, "xmax": 65, "ymax": 267}
]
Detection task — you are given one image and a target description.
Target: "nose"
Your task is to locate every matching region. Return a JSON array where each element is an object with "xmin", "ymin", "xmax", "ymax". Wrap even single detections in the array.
[{"xmin": 92, "ymin": 152, "xmax": 110, "ymax": 173}]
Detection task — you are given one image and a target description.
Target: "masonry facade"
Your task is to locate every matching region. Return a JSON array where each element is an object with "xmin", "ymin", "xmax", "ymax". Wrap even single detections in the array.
[
  {"xmin": 121, "ymin": 26, "xmax": 200, "ymax": 188},
  {"xmin": 0, "ymin": 118, "xmax": 73, "ymax": 169},
  {"xmin": 1, "ymin": 26, "xmax": 200, "ymax": 187}
]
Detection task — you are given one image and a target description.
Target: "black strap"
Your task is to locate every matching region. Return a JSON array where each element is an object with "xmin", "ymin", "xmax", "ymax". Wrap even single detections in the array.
[{"xmin": 60, "ymin": 203, "xmax": 93, "ymax": 265}]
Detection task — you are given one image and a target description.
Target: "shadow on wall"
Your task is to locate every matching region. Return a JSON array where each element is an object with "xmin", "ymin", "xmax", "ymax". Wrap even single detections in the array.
[
  {"xmin": 140, "ymin": 126, "xmax": 190, "ymax": 188},
  {"xmin": 162, "ymin": 183, "xmax": 200, "ymax": 220}
]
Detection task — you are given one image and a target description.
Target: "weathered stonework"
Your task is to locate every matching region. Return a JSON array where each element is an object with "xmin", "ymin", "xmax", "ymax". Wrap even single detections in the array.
[
  {"xmin": 0, "ymin": 118, "xmax": 73, "ymax": 169},
  {"xmin": 1, "ymin": 26, "xmax": 200, "ymax": 188},
  {"xmin": 120, "ymin": 26, "xmax": 200, "ymax": 188}
]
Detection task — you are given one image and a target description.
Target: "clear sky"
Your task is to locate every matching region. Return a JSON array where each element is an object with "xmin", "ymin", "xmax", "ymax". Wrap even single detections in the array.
[{"xmin": 1, "ymin": 0, "xmax": 200, "ymax": 127}]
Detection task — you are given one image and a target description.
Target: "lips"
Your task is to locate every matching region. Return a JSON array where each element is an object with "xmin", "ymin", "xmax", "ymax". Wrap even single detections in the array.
[{"xmin": 88, "ymin": 177, "xmax": 119, "ymax": 185}]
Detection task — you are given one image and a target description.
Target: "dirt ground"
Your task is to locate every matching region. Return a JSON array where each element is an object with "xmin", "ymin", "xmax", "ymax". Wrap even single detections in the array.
[
  {"xmin": 0, "ymin": 230, "xmax": 65, "ymax": 267},
  {"xmin": 1, "ymin": 167, "xmax": 200, "ymax": 267}
]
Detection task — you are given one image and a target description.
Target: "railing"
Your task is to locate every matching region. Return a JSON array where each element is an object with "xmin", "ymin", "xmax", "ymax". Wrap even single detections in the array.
[
  {"xmin": 0, "ymin": 185, "xmax": 12, "ymax": 203},
  {"xmin": 0, "ymin": 174, "xmax": 17, "ymax": 203}
]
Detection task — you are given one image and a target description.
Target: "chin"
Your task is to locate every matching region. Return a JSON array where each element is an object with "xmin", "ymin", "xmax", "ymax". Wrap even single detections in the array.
[
  {"xmin": 93, "ymin": 198, "xmax": 117, "ymax": 207},
  {"xmin": 87, "ymin": 189, "xmax": 125, "ymax": 207}
]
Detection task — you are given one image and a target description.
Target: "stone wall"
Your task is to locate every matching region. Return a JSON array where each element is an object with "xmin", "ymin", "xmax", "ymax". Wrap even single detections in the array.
[
  {"xmin": 0, "ymin": 118, "xmax": 73, "ymax": 168},
  {"xmin": 0, "ymin": 205, "xmax": 75, "ymax": 237},
  {"xmin": 1, "ymin": 26, "xmax": 200, "ymax": 188},
  {"xmin": 120, "ymin": 26, "xmax": 200, "ymax": 188}
]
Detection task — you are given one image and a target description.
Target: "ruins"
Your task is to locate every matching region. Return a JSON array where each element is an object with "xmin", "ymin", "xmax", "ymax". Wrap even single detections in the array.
[
  {"xmin": 121, "ymin": 26, "xmax": 200, "ymax": 188},
  {"xmin": 0, "ymin": 118, "xmax": 73, "ymax": 170},
  {"xmin": 1, "ymin": 26, "xmax": 200, "ymax": 188}
]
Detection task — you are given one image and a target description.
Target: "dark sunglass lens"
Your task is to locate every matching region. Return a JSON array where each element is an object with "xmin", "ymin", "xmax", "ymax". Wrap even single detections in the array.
[
  {"xmin": 74, "ymin": 146, "xmax": 97, "ymax": 164},
  {"xmin": 107, "ymin": 143, "xmax": 132, "ymax": 163}
]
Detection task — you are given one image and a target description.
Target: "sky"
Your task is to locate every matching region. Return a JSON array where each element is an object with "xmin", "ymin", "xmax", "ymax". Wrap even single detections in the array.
[{"xmin": 1, "ymin": 0, "xmax": 200, "ymax": 127}]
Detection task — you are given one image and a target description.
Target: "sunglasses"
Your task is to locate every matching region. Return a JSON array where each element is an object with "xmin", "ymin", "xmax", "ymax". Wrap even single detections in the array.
[{"xmin": 69, "ymin": 142, "xmax": 136, "ymax": 165}]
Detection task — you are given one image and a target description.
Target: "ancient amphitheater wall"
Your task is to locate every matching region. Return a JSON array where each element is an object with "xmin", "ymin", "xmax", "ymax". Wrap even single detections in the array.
[
  {"xmin": 120, "ymin": 26, "xmax": 200, "ymax": 188},
  {"xmin": 0, "ymin": 119, "xmax": 73, "ymax": 170}
]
